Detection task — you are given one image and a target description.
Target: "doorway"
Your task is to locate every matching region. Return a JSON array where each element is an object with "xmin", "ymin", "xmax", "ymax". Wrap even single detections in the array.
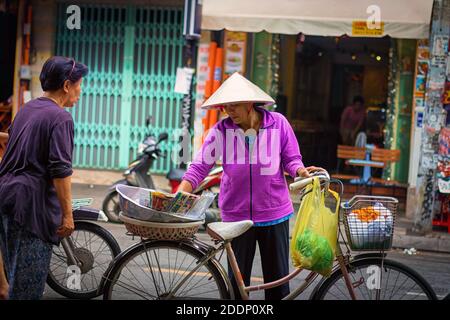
[{"xmin": 291, "ymin": 35, "xmax": 390, "ymax": 171}]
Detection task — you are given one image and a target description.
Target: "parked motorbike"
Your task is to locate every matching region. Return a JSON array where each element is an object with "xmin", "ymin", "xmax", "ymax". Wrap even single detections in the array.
[
  {"xmin": 47, "ymin": 198, "xmax": 121, "ymax": 299},
  {"xmin": 102, "ymin": 116, "xmax": 168, "ymax": 223}
]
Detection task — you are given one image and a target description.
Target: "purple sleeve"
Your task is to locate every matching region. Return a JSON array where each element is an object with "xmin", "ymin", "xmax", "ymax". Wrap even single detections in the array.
[
  {"xmin": 279, "ymin": 115, "xmax": 305, "ymax": 178},
  {"xmin": 182, "ymin": 125, "xmax": 222, "ymax": 190},
  {"xmin": 48, "ymin": 119, "xmax": 74, "ymax": 179}
]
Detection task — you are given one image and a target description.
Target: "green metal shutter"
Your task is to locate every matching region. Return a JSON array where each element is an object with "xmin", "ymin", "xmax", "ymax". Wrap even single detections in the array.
[{"xmin": 55, "ymin": 3, "xmax": 184, "ymax": 173}]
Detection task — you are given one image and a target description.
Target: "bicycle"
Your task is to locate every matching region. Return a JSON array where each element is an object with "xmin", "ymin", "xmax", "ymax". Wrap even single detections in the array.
[
  {"xmin": 100, "ymin": 172, "xmax": 437, "ymax": 300},
  {"xmin": 47, "ymin": 198, "xmax": 121, "ymax": 299}
]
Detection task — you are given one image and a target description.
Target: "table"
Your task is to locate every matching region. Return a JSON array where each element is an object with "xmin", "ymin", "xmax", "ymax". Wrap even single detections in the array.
[{"xmin": 346, "ymin": 144, "xmax": 385, "ymax": 185}]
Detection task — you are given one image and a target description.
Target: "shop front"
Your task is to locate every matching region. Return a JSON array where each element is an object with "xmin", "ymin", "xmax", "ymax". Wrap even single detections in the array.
[
  {"xmin": 197, "ymin": 0, "xmax": 434, "ymax": 200},
  {"xmin": 198, "ymin": 0, "xmax": 450, "ymax": 234}
]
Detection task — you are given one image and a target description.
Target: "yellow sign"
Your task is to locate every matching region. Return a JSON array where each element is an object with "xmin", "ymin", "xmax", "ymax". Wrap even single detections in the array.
[
  {"xmin": 223, "ymin": 31, "xmax": 247, "ymax": 80},
  {"xmin": 352, "ymin": 21, "xmax": 384, "ymax": 37}
]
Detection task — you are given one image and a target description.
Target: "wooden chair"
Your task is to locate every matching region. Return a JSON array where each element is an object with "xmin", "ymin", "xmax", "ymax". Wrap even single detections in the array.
[
  {"xmin": 331, "ymin": 145, "xmax": 366, "ymax": 180},
  {"xmin": 0, "ymin": 103, "xmax": 11, "ymax": 132},
  {"xmin": 369, "ymin": 148, "xmax": 401, "ymax": 185},
  {"xmin": 0, "ymin": 101, "xmax": 12, "ymax": 162}
]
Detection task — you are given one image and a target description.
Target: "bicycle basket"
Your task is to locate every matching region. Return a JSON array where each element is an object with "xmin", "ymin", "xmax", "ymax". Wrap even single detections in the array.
[
  {"xmin": 342, "ymin": 196, "xmax": 398, "ymax": 251},
  {"xmin": 119, "ymin": 213, "xmax": 203, "ymax": 240},
  {"xmin": 116, "ymin": 185, "xmax": 215, "ymax": 223}
]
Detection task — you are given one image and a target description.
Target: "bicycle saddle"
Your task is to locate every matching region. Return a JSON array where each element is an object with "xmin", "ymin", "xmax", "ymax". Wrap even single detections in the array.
[{"xmin": 207, "ymin": 220, "xmax": 253, "ymax": 241}]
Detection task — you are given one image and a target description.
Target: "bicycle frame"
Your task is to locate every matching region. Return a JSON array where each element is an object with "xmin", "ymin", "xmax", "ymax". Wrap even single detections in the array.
[
  {"xmin": 160, "ymin": 232, "xmax": 357, "ymax": 300},
  {"xmin": 165, "ymin": 177, "xmax": 359, "ymax": 300},
  {"xmin": 226, "ymin": 239, "xmax": 357, "ymax": 300}
]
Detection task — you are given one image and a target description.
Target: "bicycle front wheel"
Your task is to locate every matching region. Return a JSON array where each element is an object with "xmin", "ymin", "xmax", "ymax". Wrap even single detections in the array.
[
  {"xmin": 103, "ymin": 240, "xmax": 230, "ymax": 300},
  {"xmin": 312, "ymin": 257, "xmax": 437, "ymax": 300}
]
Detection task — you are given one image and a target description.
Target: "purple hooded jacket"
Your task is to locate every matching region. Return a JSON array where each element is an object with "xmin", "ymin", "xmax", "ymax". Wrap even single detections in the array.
[{"xmin": 183, "ymin": 107, "xmax": 305, "ymax": 223}]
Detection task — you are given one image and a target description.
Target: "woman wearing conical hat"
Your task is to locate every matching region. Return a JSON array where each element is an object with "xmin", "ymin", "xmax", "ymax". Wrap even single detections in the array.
[{"xmin": 177, "ymin": 72, "xmax": 322, "ymax": 300}]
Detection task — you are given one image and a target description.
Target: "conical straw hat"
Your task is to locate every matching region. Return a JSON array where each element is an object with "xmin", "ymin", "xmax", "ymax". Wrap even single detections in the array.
[{"xmin": 201, "ymin": 72, "xmax": 275, "ymax": 109}]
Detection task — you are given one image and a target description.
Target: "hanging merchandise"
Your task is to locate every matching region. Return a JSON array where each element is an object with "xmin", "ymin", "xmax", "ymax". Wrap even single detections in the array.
[
  {"xmin": 415, "ymin": 0, "xmax": 450, "ymax": 233},
  {"xmin": 442, "ymin": 81, "xmax": 450, "ymax": 105},
  {"xmin": 437, "ymin": 129, "xmax": 450, "ymax": 194},
  {"xmin": 414, "ymin": 40, "xmax": 430, "ymax": 105},
  {"xmin": 431, "ymin": 35, "xmax": 449, "ymax": 68},
  {"xmin": 439, "ymin": 127, "xmax": 450, "ymax": 157}
]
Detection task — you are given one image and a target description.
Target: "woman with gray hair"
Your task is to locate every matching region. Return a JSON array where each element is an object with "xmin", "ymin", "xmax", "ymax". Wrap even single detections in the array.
[{"xmin": 0, "ymin": 56, "xmax": 88, "ymax": 299}]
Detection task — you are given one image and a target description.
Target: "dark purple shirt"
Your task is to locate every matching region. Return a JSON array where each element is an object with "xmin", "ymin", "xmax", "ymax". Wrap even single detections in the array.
[{"xmin": 0, "ymin": 97, "xmax": 74, "ymax": 245}]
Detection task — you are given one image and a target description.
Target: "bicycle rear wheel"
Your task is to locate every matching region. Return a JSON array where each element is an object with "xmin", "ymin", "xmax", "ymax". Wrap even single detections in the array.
[
  {"xmin": 103, "ymin": 240, "xmax": 230, "ymax": 300},
  {"xmin": 312, "ymin": 257, "xmax": 437, "ymax": 300},
  {"xmin": 47, "ymin": 222, "xmax": 121, "ymax": 299}
]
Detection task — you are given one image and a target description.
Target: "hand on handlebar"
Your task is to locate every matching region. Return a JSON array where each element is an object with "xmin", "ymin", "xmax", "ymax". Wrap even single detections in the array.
[
  {"xmin": 296, "ymin": 166, "xmax": 327, "ymax": 179},
  {"xmin": 290, "ymin": 167, "xmax": 330, "ymax": 191}
]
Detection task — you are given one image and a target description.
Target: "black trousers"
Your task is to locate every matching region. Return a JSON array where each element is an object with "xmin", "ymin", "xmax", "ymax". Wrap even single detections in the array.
[{"xmin": 227, "ymin": 220, "xmax": 290, "ymax": 300}]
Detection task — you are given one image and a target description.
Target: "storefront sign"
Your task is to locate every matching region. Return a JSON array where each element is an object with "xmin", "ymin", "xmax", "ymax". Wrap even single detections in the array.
[
  {"xmin": 223, "ymin": 31, "xmax": 247, "ymax": 79},
  {"xmin": 351, "ymin": 21, "xmax": 384, "ymax": 37}
]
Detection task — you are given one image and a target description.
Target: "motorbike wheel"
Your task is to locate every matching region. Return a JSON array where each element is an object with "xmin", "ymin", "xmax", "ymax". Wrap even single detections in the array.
[
  {"xmin": 47, "ymin": 222, "xmax": 121, "ymax": 299},
  {"xmin": 102, "ymin": 190, "xmax": 122, "ymax": 224}
]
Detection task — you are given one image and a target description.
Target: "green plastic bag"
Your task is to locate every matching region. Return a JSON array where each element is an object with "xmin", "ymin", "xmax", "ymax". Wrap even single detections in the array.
[{"xmin": 290, "ymin": 177, "xmax": 339, "ymax": 277}]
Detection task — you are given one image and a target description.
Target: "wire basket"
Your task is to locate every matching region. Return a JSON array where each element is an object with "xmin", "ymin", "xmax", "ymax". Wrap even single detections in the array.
[
  {"xmin": 120, "ymin": 213, "xmax": 204, "ymax": 240},
  {"xmin": 342, "ymin": 195, "xmax": 398, "ymax": 251}
]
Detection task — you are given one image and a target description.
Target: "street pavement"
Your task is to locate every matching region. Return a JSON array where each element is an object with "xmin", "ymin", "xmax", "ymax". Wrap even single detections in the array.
[{"xmin": 42, "ymin": 183, "xmax": 450, "ymax": 300}]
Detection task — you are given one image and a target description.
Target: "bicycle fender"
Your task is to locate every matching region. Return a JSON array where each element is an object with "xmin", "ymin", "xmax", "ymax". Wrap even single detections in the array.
[
  {"xmin": 354, "ymin": 253, "xmax": 387, "ymax": 260},
  {"xmin": 73, "ymin": 207, "xmax": 108, "ymax": 222}
]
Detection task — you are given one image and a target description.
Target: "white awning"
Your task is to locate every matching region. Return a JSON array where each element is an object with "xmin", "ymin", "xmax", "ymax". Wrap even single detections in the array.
[{"xmin": 201, "ymin": 0, "xmax": 434, "ymax": 39}]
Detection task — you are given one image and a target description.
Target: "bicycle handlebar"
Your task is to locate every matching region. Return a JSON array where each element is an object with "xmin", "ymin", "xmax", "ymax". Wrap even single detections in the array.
[{"xmin": 289, "ymin": 170, "xmax": 330, "ymax": 191}]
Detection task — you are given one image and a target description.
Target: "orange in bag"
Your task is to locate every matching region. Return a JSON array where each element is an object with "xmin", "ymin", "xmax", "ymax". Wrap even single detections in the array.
[{"xmin": 352, "ymin": 206, "xmax": 380, "ymax": 222}]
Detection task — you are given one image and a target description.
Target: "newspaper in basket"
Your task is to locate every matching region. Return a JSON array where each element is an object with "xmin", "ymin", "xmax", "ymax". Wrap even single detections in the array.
[
  {"xmin": 342, "ymin": 196, "xmax": 398, "ymax": 251},
  {"xmin": 116, "ymin": 184, "xmax": 216, "ymax": 223}
]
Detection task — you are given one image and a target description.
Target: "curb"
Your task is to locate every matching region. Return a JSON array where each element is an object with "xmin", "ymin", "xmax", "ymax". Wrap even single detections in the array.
[{"xmin": 392, "ymin": 231, "xmax": 450, "ymax": 253}]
